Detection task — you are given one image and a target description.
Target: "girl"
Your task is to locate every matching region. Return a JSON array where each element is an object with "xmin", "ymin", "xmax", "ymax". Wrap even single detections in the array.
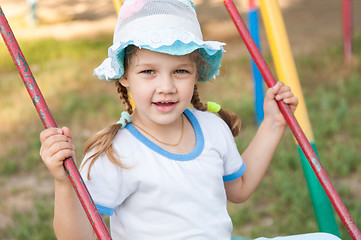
[{"xmin": 39, "ymin": 0, "xmax": 341, "ymax": 239}]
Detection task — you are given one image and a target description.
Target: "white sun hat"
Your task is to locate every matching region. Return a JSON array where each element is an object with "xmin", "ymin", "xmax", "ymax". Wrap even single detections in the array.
[{"xmin": 94, "ymin": 0, "xmax": 225, "ymax": 82}]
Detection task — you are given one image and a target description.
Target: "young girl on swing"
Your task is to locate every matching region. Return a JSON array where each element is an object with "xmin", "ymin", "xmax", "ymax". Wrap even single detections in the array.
[{"xmin": 39, "ymin": 0, "xmax": 341, "ymax": 239}]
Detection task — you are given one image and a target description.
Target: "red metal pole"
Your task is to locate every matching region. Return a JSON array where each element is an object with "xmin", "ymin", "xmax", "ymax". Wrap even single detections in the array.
[
  {"xmin": 0, "ymin": 7, "xmax": 112, "ymax": 240},
  {"xmin": 249, "ymin": 0, "xmax": 255, "ymax": 9},
  {"xmin": 342, "ymin": 0, "xmax": 352, "ymax": 68},
  {"xmin": 222, "ymin": 0, "xmax": 361, "ymax": 239}
]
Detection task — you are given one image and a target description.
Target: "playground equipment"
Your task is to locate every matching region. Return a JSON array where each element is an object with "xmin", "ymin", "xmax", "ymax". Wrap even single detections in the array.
[
  {"xmin": 247, "ymin": 0, "xmax": 264, "ymax": 126},
  {"xmin": 258, "ymin": 0, "xmax": 340, "ymax": 236},
  {"xmin": 112, "ymin": 0, "xmax": 123, "ymax": 15},
  {"xmin": 27, "ymin": 0, "xmax": 38, "ymax": 25},
  {"xmin": 342, "ymin": 0, "xmax": 353, "ymax": 68},
  {"xmin": 222, "ymin": 0, "xmax": 361, "ymax": 239},
  {"xmin": 1, "ymin": 1, "xmax": 359, "ymax": 239},
  {"xmin": 0, "ymin": 7, "xmax": 112, "ymax": 240}
]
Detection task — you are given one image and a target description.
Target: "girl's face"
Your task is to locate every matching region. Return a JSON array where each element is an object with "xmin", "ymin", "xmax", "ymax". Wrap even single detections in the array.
[{"xmin": 120, "ymin": 48, "xmax": 198, "ymax": 128}]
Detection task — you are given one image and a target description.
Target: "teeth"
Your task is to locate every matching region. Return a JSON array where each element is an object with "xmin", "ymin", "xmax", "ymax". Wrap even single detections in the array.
[{"xmin": 155, "ymin": 102, "xmax": 173, "ymax": 106}]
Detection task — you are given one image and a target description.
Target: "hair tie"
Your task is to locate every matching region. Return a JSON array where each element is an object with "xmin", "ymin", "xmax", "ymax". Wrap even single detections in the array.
[
  {"xmin": 207, "ymin": 101, "xmax": 221, "ymax": 113},
  {"xmin": 116, "ymin": 111, "xmax": 131, "ymax": 128}
]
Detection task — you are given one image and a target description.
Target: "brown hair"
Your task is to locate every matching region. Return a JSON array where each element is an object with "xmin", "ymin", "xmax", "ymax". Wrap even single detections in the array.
[
  {"xmin": 191, "ymin": 84, "xmax": 241, "ymax": 137},
  {"xmin": 81, "ymin": 46, "xmax": 241, "ymax": 179}
]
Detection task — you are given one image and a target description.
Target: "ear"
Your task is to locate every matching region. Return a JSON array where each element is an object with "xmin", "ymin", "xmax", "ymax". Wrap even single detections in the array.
[{"xmin": 119, "ymin": 76, "xmax": 129, "ymax": 87}]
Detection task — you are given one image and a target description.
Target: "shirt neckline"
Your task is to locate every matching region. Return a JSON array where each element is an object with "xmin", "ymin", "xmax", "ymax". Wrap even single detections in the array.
[{"xmin": 126, "ymin": 109, "xmax": 204, "ymax": 161}]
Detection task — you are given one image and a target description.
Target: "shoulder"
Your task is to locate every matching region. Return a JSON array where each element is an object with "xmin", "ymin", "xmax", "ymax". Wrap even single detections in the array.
[
  {"xmin": 187, "ymin": 108, "xmax": 230, "ymax": 132},
  {"xmin": 187, "ymin": 109, "xmax": 235, "ymax": 152},
  {"xmin": 81, "ymin": 127, "xmax": 137, "ymax": 170},
  {"xmin": 187, "ymin": 108, "xmax": 224, "ymax": 124},
  {"xmin": 112, "ymin": 128, "xmax": 142, "ymax": 162}
]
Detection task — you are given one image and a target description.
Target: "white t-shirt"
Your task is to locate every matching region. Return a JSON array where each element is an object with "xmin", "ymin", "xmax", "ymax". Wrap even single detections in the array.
[{"xmin": 80, "ymin": 109, "xmax": 246, "ymax": 240}]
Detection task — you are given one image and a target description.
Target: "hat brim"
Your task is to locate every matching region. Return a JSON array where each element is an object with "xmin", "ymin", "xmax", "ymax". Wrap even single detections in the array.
[{"xmin": 94, "ymin": 30, "xmax": 225, "ymax": 82}]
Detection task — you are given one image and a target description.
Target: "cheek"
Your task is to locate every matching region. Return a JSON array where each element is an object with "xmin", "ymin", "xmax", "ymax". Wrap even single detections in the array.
[
  {"xmin": 178, "ymin": 82, "xmax": 195, "ymax": 101},
  {"xmin": 129, "ymin": 84, "xmax": 153, "ymax": 104}
]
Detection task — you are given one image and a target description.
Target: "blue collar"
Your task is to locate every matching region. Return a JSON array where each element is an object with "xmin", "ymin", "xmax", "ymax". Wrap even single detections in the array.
[{"xmin": 126, "ymin": 109, "xmax": 204, "ymax": 161}]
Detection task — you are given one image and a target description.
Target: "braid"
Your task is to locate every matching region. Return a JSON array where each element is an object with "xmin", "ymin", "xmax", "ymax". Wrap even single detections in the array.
[
  {"xmin": 82, "ymin": 46, "xmax": 139, "ymax": 179},
  {"xmin": 217, "ymin": 107, "xmax": 241, "ymax": 137},
  {"xmin": 82, "ymin": 80, "xmax": 133, "ymax": 179},
  {"xmin": 116, "ymin": 80, "xmax": 133, "ymax": 114},
  {"xmin": 191, "ymin": 85, "xmax": 207, "ymax": 111},
  {"xmin": 191, "ymin": 84, "xmax": 241, "ymax": 137}
]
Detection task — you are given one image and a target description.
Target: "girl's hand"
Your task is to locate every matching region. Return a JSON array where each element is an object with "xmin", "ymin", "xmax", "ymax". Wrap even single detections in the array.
[
  {"xmin": 40, "ymin": 127, "xmax": 75, "ymax": 183},
  {"xmin": 263, "ymin": 81, "xmax": 298, "ymax": 127}
]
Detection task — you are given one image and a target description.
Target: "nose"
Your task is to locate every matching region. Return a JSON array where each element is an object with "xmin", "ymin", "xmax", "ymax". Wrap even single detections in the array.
[{"xmin": 156, "ymin": 74, "xmax": 176, "ymax": 94}]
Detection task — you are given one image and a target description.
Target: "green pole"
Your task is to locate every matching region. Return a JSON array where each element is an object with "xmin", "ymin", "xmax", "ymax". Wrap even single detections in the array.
[{"xmin": 297, "ymin": 143, "xmax": 340, "ymax": 236}]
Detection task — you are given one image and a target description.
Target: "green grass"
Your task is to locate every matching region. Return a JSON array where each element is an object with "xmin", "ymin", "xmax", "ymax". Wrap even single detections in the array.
[
  {"xmin": 0, "ymin": 34, "xmax": 361, "ymax": 239},
  {"xmin": 1, "ymin": 196, "xmax": 56, "ymax": 240}
]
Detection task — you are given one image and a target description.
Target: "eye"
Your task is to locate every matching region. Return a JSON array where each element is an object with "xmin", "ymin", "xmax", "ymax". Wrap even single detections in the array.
[
  {"xmin": 174, "ymin": 69, "xmax": 190, "ymax": 74},
  {"xmin": 140, "ymin": 69, "xmax": 154, "ymax": 74}
]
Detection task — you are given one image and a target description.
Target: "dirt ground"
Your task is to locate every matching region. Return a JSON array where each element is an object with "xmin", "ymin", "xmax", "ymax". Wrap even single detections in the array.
[{"xmin": 1, "ymin": 0, "xmax": 361, "ymax": 57}]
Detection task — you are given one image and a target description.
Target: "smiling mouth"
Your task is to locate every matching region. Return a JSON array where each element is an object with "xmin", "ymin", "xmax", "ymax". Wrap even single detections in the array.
[{"xmin": 153, "ymin": 102, "xmax": 176, "ymax": 106}]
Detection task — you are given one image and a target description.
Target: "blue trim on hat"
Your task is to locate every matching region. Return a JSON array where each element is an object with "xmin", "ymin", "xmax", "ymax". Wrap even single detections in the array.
[
  {"xmin": 125, "ymin": 109, "xmax": 204, "ymax": 161},
  {"xmin": 94, "ymin": 39, "xmax": 224, "ymax": 82}
]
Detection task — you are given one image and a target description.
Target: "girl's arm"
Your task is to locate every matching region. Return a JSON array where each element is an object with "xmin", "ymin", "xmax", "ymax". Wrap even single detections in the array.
[
  {"xmin": 225, "ymin": 82, "xmax": 298, "ymax": 203},
  {"xmin": 40, "ymin": 127, "xmax": 96, "ymax": 240},
  {"xmin": 53, "ymin": 177, "xmax": 96, "ymax": 240}
]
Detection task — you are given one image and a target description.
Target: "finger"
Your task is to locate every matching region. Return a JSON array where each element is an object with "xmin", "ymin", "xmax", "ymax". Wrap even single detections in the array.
[
  {"xmin": 44, "ymin": 149, "xmax": 74, "ymax": 168},
  {"xmin": 277, "ymin": 81, "xmax": 285, "ymax": 87},
  {"xmin": 40, "ymin": 128, "xmax": 63, "ymax": 143},
  {"xmin": 283, "ymin": 96, "xmax": 299, "ymax": 106},
  {"xmin": 278, "ymin": 85, "xmax": 291, "ymax": 93},
  {"xmin": 40, "ymin": 134, "xmax": 71, "ymax": 155},
  {"xmin": 61, "ymin": 126, "xmax": 72, "ymax": 139},
  {"xmin": 51, "ymin": 149, "xmax": 74, "ymax": 163},
  {"xmin": 40, "ymin": 132, "xmax": 68, "ymax": 157},
  {"xmin": 265, "ymin": 83, "xmax": 281, "ymax": 100},
  {"xmin": 275, "ymin": 91, "xmax": 294, "ymax": 101},
  {"xmin": 46, "ymin": 141, "xmax": 74, "ymax": 160}
]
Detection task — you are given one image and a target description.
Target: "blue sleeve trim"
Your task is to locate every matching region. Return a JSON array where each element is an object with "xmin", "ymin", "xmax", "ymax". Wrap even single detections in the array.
[
  {"xmin": 223, "ymin": 164, "xmax": 246, "ymax": 182},
  {"xmin": 96, "ymin": 204, "xmax": 115, "ymax": 216}
]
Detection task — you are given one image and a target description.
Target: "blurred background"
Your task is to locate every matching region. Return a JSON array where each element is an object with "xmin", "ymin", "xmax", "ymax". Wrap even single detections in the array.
[{"xmin": 0, "ymin": 0, "xmax": 360, "ymax": 239}]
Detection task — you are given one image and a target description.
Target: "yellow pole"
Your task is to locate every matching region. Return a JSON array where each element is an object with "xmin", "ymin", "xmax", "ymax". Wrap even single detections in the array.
[
  {"xmin": 112, "ymin": 0, "xmax": 123, "ymax": 15},
  {"xmin": 259, "ymin": 0, "xmax": 313, "ymax": 141},
  {"xmin": 259, "ymin": 0, "xmax": 340, "ymax": 236}
]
